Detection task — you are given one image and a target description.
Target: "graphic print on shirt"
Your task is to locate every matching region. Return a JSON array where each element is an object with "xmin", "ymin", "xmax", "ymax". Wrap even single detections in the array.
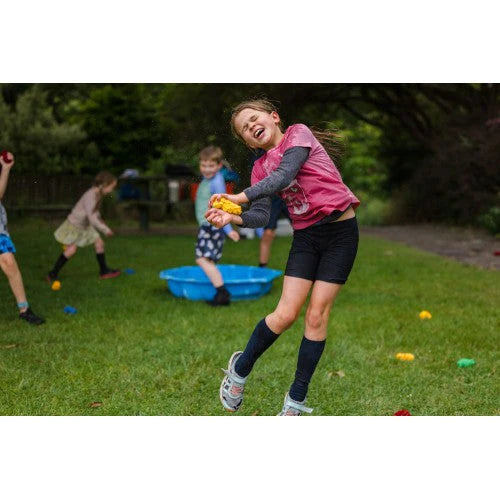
[
  {"xmin": 261, "ymin": 153, "xmax": 310, "ymax": 216},
  {"xmin": 281, "ymin": 179, "xmax": 309, "ymax": 215}
]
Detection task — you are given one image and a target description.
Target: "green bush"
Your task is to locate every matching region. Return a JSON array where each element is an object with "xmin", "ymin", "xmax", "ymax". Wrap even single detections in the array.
[
  {"xmin": 0, "ymin": 85, "xmax": 90, "ymax": 174},
  {"xmin": 341, "ymin": 122, "xmax": 388, "ymax": 197},
  {"xmin": 355, "ymin": 192, "xmax": 391, "ymax": 226},
  {"xmin": 478, "ymin": 205, "xmax": 500, "ymax": 235}
]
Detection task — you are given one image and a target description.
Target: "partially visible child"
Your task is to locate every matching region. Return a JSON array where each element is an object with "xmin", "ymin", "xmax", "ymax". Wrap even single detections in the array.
[
  {"xmin": 195, "ymin": 146, "xmax": 240, "ymax": 306},
  {"xmin": 0, "ymin": 151, "xmax": 45, "ymax": 325},
  {"xmin": 47, "ymin": 171, "xmax": 121, "ymax": 281},
  {"xmin": 256, "ymin": 194, "xmax": 291, "ymax": 267}
]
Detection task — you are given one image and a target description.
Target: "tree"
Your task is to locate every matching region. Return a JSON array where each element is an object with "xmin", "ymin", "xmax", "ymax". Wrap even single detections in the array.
[
  {"xmin": 75, "ymin": 84, "xmax": 164, "ymax": 172},
  {"xmin": 0, "ymin": 85, "xmax": 91, "ymax": 174}
]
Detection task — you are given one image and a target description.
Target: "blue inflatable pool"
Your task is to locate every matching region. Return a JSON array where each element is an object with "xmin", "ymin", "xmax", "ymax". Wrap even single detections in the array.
[{"xmin": 159, "ymin": 265, "xmax": 282, "ymax": 301}]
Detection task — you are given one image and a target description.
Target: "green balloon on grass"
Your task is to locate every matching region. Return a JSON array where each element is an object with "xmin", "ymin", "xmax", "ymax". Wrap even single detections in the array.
[{"xmin": 457, "ymin": 358, "xmax": 476, "ymax": 368}]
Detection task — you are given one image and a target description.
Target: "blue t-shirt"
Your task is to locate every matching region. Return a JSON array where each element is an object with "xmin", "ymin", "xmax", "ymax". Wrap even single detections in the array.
[{"xmin": 194, "ymin": 171, "xmax": 233, "ymax": 235}]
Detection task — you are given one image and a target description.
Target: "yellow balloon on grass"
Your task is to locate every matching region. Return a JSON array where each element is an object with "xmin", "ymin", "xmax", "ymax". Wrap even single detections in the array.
[
  {"xmin": 419, "ymin": 310, "xmax": 432, "ymax": 319},
  {"xmin": 51, "ymin": 280, "xmax": 61, "ymax": 291},
  {"xmin": 396, "ymin": 353, "xmax": 415, "ymax": 361}
]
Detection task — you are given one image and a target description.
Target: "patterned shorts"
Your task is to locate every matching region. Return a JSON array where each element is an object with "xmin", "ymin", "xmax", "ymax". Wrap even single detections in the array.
[
  {"xmin": 0, "ymin": 234, "xmax": 16, "ymax": 254},
  {"xmin": 54, "ymin": 219, "xmax": 100, "ymax": 247},
  {"xmin": 195, "ymin": 224, "xmax": 225, "ymax": 262}
]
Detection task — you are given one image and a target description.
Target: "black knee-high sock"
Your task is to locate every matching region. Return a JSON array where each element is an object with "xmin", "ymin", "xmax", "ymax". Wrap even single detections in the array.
[
  {"xmin": 235, "ymin": 318, "xmax": 280, "ymax": 377},
  {"xmin": 49, "ymin": 253, "xmax": 68, "ymax": 277},
  {"xmin": 96, "ymin": 252, "xmax": 108, "ymax": 274},
  {"xmin": 289, "ymin": 337, "xmax": 326, "ymax": 402}
]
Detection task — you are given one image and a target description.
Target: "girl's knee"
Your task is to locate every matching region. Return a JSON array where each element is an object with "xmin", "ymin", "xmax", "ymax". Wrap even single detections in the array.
[
  {"xmin": 0, "ymin": 253, "xmax": 18, "ymax": 275},
  {"xmin": 94, "ymin": 239, "xmax": 105, "ymax": 252},
  {"xmin": 273, "ymin": 306, "xmax": 299, "ymax": 330},
  {"xmin": 263, "ymin": 229, "xmax": 275, "ymax": 241},
  {"xmin": 305, "ymin": 307, "xmax": 326, "ymax": 331},
  {"xmin": 64, "ymin": 244, "xmax": 77, "ymax": 257}
]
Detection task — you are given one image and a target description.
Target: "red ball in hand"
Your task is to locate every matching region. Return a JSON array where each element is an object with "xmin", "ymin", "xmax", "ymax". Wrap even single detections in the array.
[{"xmin": 1, "ymin": 150, "xmax": 13, "ymax": 163}]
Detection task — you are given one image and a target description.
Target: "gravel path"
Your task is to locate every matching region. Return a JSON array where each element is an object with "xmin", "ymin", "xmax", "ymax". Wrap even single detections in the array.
[{"xmin": 362, "ymin": 224, "xmax": 500, "ymax": 270}]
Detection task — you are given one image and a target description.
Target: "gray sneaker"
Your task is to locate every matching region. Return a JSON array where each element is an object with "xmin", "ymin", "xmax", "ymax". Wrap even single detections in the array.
[
  {"xmin": 277, "ymin": 392, "xmax": 313, "ymax": 416},
  {"xmin": 219, "ymin": 351, "xmax": 247, "ymax": 412}
]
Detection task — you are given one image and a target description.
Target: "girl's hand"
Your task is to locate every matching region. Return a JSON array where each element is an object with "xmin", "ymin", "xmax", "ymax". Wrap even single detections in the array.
[
  {"xmin": 0, "ymin": 151, "xmax": 14, "ymax": 170},
  {"xmin": 208, "ymin": 192, "xmax": 248, "ymax": 208},
  {"xmin": 227, "ymin": 230, "xmax": 240, "ymax": 242},
  {"xmin": 106, "ymin": 229, "xmax": 114, "ymax": 237},
  {"xmin": 205, "ymin": 208, "xmax": 233, "ymax": 228}
]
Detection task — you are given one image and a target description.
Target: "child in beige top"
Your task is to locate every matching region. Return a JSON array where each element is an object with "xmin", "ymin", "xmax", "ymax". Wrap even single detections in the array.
[{"xmin": 47, "ymin": 171, "xmax": 121, "ymax": 281}]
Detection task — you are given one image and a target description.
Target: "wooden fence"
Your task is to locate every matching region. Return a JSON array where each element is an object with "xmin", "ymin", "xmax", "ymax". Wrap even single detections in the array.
[{"xmin": 3, "ymin": 174, "xmax": 94, "ymax": 214}]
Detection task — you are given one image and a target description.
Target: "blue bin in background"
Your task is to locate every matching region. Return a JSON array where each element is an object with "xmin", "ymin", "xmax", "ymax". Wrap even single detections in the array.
[{"xmin": 159, "ymin": 265, "xmax": 282, "ymax": 301}]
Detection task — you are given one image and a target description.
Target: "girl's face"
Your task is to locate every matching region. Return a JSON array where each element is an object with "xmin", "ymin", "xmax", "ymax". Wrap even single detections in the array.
[
  {"xmin": 101, "ymin": 180, "xmax": 117, "ymax": 195},
  {"xmin": 233, "ymin": 108, "xmax": 283, "ymax": 150}
]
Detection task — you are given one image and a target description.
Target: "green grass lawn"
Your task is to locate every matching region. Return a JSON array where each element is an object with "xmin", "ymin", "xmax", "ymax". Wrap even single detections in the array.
[{"xmin": 1, "ymin": 218, "xmax": 498, "ymax": 415}]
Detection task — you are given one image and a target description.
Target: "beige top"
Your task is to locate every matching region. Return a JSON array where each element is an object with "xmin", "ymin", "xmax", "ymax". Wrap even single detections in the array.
[{"xmin": 67, "ymin": 187, "xmax": 111, "ymax": 234}]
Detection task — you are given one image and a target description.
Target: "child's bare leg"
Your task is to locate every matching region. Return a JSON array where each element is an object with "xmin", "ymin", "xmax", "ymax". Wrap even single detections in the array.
[
  {"xmin": 0, "ymin": 253, "xmax": 28, "ymax": 311},
  {"xmin": 265, "ymin": 276, "xmax": 312, "ymax": 333},
  {"xmin": 63, "ymin": 243, "xmax": 77, "ymax": 258},
  {"xmin": 259, "ymin": 229, "xmax": 276, "ymax": 266},
  {"xmin": 94, "ymin": 238, "xmax": 104, "ymax": 254},
  {"xmin": 196, "ymin": 257, "xmax": 224, "ymax": 288},
  {"xmin": 233, "ymin": 276, "xmax": 312, "ymax": 379},
  {"xmin": 304, "ymin": 281, "xmax": 343, "ymax": 341},
  {"xmin": 288, "ymin": 280, "xmax": 343, "ymax": 404}
]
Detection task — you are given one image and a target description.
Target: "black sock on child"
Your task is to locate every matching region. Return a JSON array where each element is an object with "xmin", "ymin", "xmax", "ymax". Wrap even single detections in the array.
[
  {"xmin": 96, "ymin": 252, "xmax": 108, "ymax": 274},
  {"xmin": 289, "ymin": 337, "xmax": 326, "ymax": 402},
  {"xmin": 49, "ymin": 253, "xmax": 68, "ymax": 278},
  {"xmin": 235, "ymin": 318, "xmax": 280, "ymax": 377},
  {"xmin": 206, "ymin": 285, "xmax": 230, "ymax": 306}
]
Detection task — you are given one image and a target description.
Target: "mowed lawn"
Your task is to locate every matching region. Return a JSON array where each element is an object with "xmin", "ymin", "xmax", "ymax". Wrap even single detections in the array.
[{"xmin": 1, "ymin": 218, "xmax": 498, "ymax": 416}]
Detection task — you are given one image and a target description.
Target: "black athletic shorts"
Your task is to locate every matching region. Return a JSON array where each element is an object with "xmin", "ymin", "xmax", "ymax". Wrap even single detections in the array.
[{"xmin": 285, "ymin": 217, "xmax": 359, "ymax": 284}]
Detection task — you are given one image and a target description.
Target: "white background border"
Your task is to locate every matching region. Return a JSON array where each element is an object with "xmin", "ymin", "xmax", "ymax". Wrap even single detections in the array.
[{"xmin": 1, "ymin": 1, "xmax": 498, "ymax": 498}]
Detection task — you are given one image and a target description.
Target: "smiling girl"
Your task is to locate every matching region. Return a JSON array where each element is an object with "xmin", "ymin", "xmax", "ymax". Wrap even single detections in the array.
[{"xmin": 206, "ymin": 98, "xmax": 360, "ymax": 415}]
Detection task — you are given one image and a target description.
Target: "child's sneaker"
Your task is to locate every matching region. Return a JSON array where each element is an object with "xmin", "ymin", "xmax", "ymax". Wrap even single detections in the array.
[
  {"xmin": 277, "ymin": 392, "xmax": 313, "ymax": 416},
  {"xmin": 206, "ymin": 288, "xmax": 230, "ymax": 306},
  {"xmin": 99, "ymin": 268, "xmax": 121, "ymax": 279},
  {"xmin": 219, "ymin": 351, "xmax": 247, "ymax": 412},
  {"xmin": 19, "ymin": 307, "xmax": 45, "ymax": 325},
  {"xmin": 46, "ymin": 272, "xmax": 58, "ymax": 283}
]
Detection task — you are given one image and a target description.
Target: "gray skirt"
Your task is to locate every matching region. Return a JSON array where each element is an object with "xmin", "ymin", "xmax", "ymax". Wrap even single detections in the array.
[{"xmin": 54, "ymin": 219, "xmax": 100, "ymax": 247}]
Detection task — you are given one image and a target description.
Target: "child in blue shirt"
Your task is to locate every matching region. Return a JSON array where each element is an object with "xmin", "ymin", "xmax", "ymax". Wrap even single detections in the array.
[{"xmin": 195, "ymin": 146, "xmax": 239, "ymax": 306}]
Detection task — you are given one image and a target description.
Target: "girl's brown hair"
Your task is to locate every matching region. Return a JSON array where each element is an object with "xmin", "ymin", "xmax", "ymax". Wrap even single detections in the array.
[
  {"xmin": 93, "ymin": 171, "xmax": 117, "ymax": 188},
  {"xmin": 230, "ymin": 98, "xmax": 345, "ymax": 164},
  {"xmin": 92, "ymin": 171, "xmax": 117, "ymax": 212}
]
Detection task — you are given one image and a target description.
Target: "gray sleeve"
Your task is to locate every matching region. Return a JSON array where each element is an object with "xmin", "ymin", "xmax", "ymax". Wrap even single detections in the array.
[
  {"xmin": 240, "ymin": 196, "xmax": 272, "ymax": 228},
  {"xmin": 243, "ymin": 146, "xmax": 310, "ymax": 201}
]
